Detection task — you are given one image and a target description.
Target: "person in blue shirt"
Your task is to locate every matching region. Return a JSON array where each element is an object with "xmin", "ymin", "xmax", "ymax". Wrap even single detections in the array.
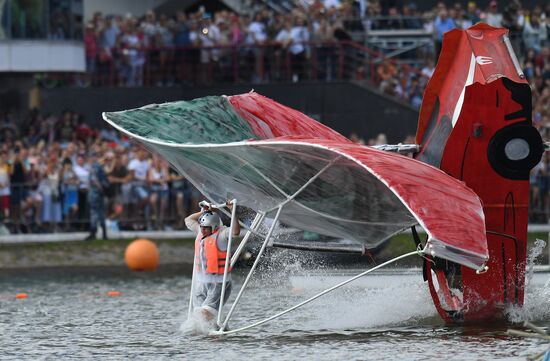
[{"xmin": 434, "ymin": 8, "xmax": 456, "ymax": 60}]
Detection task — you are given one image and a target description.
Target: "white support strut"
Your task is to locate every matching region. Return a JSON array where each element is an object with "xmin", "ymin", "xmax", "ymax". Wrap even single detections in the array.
[
  {"xmin": 219, "ymin": 205, "xmax": 284, "ymax": 331},
  {"xmin": 211, "ymin": 248, "xmax": 425, "ymax": 336},
  {"xmin": 217, "ymin": 199, "xmax": 238, "ymax": 326},
  {"xmin": 230, "ymin": 211, "xmax": 265, "ymax": 268},
  {"xmin": 187, "ymin": 252, "xmax": 197, "ymax": 318}
]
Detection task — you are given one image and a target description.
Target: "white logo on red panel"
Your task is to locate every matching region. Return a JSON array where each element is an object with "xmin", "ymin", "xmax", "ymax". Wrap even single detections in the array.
[{"xmin": 475, "ymin": 56, "xmax": 493, "ymax": 65}]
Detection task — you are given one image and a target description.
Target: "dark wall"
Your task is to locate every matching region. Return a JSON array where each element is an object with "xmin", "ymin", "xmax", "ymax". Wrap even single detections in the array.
[{"xmin": 40, "ymin": 82, "xmax": 419, "ymax": 143}]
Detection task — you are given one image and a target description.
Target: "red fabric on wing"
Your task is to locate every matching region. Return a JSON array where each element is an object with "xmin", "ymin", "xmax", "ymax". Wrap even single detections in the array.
[
  {"xmin": 228, "ymin": 93, "xmax": 352, "ymax": 143},
  {"xmin": 254, "ymin": 137, "xmax": 488, "ymax": 263}
]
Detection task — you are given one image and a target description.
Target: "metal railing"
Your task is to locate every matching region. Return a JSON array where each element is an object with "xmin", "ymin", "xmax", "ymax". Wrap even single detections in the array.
[
  {"xmin": 2, "ymin": 169, "xmax": 549, "ymax": 235},
  {"xmin": 0, "ymin": 181, "xmax": 200, "ymax": 234},
  {"xmin": 40, "ymin": 40, "xmax": 428, "ymax": 89}
]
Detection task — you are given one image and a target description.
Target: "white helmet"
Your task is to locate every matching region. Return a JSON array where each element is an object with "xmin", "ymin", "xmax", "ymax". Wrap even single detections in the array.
[{"xmin": 198, "ymin": 211, "xmax": 220, "ymax": 229}]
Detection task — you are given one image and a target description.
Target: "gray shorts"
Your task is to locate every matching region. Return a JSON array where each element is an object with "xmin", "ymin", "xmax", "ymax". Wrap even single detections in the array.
[{"xmin": 193, "ymin": 281, "xmax": 232, "ymax": 316}]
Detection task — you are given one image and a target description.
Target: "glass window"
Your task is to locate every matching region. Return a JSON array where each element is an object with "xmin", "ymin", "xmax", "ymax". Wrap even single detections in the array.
[
  {"xmin": 70, "ymin": 0, "xmax": 83, "ymax": 39},
  {"xmin": 49, "ymin": 0, "xmax": 71, "ymax": 39},
  {"xmin": 2, "ymin": 0, "xmax": 83, "ymax": 40},
  {"xmin": 10, "ymin": 0, "xmax": 46, "ymax": 39},
  {"xmin": 0, "ymin": 0, "xmax": 8, "ymax": 39}
]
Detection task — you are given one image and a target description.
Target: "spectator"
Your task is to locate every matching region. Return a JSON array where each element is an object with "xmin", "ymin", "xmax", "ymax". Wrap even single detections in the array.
[
  {"xmin": 402, "ymin": 3, "xmax": 423, "ymax": 29},
  {"xmin": 9, "ymin": 147, "xmax": 26, "ymax": 233},
  {"xmin": 289, "ymin": 16, "xmax": 310, "ymax": 82},
  {"xmin": 0, "ymin": 151, "xmax": 10, "ymax": 222},
  {"xmin": 466, "ymin": 1, "xmax": 481, "ymax": 26},
  {"xmin": 38, "ymin": 159, "xmax": 62, "ymax": 232},
  {"xmin": 121, "ymin": 20, "xmax": 145, "ymax": 86},
  {"xmin": 174, "ymin": 11, "xmax": 191, "ymax": 84},
  {"xmin": 485, "ymin": 0, "xmax": 503, "ymax": 27},
  {"xmin": 84, "ymin": 22, "xmax": 98, "ymax": 86},
  {"xmin": 248, "ymin": 12, "xmax": 268, "ymax": 82},
  {"xmin": 313, "ymin": 18, "xmax": 336, "ymax": 80},
  {"xmin": 170, "ymin": 168, "xmax": 190, "ymax": 230},
  {"xmin": 523, "ymin": 14, "xmax": 546, "ymax": 53},
  {"xmin": 128, "ymin": 148, "xmax": 151, "ymax": 229},
  {"xmin": 73, "ymin": 153, "xmax": 90, "ymax": 229},
  {"xmin": 85, "ymin": 152, "xmax": 108, "ymax": 240},
  {"xmin": 148, "ymin": 157, "xmax": 170, "ymax": 230},
  {"xmin": 106, "ymin": 150, "xmax": 131, "ymax": 225},
  {"xmin": 406, "ymin": 75, "xmax": 423, "ymax": 109},
  {"xmin": 155, "ymin": 14, "xmax": 175, "ymax": 86},
  {"xmin": 60, "ymin": 157, "xmax": 79, "ymax": 231},
  {"xmin": 434, "ymin": 7, "xmax": 456, "ymax": 60}
]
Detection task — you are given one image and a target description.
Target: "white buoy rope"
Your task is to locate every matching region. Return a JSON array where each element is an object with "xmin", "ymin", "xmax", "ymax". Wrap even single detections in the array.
[{"xmin": 210, "ymin": 246, "xmax": 426, "ymax": 336}]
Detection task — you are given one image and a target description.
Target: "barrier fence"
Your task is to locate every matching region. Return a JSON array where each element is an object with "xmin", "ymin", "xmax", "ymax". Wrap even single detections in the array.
[
  {"xmin": 1, "ymin": 176, "xmax": 550, "ymax": 235},
  {"xmin": 38, "ymin": 40, "xmax": 428, "ymax": 89},
  {"xmin": 0, "ymin": 181, "xmax": 201, "ymax": 234}
]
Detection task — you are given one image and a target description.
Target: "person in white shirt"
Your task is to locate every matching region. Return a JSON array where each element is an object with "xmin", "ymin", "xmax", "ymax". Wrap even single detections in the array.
[
  {"xmin": 147, "ymin": 157, "xmax": 169, "ymax": 230},
  {"xmin": 73, "ymin": 153, "xmax": 90, "ymax": 229},
  {"xmin": 246, "ymin": 13, "xmax": 267, "ymax": 83},
  {"xmin": 289, "ymin": 17, "xmax": 310, "ymax": 82},
  {"xmin": 485, "ymin": 1, "xmax": 502, "ymax": 27},
  {"xmin": 247, "ymin": 13, "xmax": 267, "ymax": 45},
  {"xmin": 128, "ymin": 148, "xmax": 151, "ymax": 228}
]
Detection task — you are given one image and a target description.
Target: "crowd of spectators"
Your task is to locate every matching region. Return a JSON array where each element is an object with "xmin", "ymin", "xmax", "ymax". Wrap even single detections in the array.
[
  {"xmin": 0, "ymin": 109, "xmax": 201, "ymax": 237},
  {"xmin": 5, "ymin": 0, "xmax": 550, "ymax": 230},
  {"xmin": 82, "ymin": 1, "xmax": 367, "ymax": 87},
  {"xmin": 78, "ymin": 0, "xmax": 550, "ymax": 110}
]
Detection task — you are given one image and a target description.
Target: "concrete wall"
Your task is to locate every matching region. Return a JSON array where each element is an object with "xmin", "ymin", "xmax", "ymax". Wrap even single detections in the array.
[
  {"xmin": 40, "ymin": 82, "xmax": 419, "ymax": 143},
  {"xmin": 0, "ymin": 41, "xmax": 85, "ymax": 72}
]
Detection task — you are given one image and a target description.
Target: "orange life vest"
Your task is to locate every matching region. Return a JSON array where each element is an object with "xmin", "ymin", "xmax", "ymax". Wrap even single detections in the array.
[{"xmin": 194, "ymin": 229, "xmax": 231, "ymax": 275}]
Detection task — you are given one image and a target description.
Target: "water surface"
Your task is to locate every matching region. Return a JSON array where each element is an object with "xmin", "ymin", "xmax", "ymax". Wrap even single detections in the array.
[{"xmin": 1, "ymin": 266, "xmax": 549, "ymax": 360}]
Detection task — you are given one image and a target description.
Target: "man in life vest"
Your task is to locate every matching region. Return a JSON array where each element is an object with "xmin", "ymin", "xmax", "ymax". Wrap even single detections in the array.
[{"xmin": 185, "ymin": 201, "xmax": 240, "ymax": 322}]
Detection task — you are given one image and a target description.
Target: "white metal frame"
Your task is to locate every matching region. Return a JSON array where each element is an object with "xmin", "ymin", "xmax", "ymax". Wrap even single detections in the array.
[
  {"xmin": 104, "ymin": 113, "xmax": 490, "ymax": 269},
  {"xmin": 211, "ymin": 247, "xmax": 425, "ymax": 335},
  {"xmin": 186, "ymin": 166, "xmax": 430, "ymax": 336}
]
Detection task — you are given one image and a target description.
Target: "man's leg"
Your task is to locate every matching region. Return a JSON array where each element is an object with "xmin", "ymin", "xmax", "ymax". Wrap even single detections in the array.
[{"xmin": 200, "ymin": 282, "xmax": 232, "ymax": 321}]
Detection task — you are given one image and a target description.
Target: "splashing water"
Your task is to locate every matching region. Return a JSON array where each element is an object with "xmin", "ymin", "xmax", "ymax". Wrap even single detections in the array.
[
  {"xmin": 294, "ymin": 272, "xmax": 438, "ymax": 330},
  {"xmin": 506, "ymin": 239, "xmax": 550, "ymax": 323},
  {"xmin": 526, "ymin": 239, "xmax": 547, "ymax": 288},
  {"xmin": 180, "ymin": 309, "xmax": 218, "ymax": 335}
]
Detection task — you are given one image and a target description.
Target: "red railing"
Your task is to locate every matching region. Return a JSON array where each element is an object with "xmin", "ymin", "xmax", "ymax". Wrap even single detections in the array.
[{"xmin": 78, "ymin": 40, "xmax": 426, "ymax": 88}]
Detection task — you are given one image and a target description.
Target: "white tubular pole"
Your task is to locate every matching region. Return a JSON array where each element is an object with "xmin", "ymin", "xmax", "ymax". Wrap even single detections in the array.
[
  {"xmin": 220, "ymin": 205, "xmax": 284, "ymax": 331},
  {"xmin": 187, "ymin": 246, "xmax": 197, "ymax": 318},
  {"xmin": 217, "ymin": 199, "xmax": 238, "ymax": 327},
  {"xmin": 230, "ymin": 212, "xmax": 265, "ymax": 268},
  {"xmin": 212, "ymin": 249, "xmax": 423, "ymax": 336}
]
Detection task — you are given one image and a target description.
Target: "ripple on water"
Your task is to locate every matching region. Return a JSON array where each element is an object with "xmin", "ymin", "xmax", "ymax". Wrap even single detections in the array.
[{"xmin": 1, "ymin": 262, "xmax": 549, "ymax": 359}]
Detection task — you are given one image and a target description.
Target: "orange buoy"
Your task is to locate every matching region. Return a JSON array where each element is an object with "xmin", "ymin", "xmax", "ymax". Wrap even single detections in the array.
[
  {"xmin": 107, "ymin": 291, "xmax": 121, "ymax": 297},
  {"xmin": 15, "ymin": 293, "xmax": 28, "ymax": 299},
  {"xmin": 124, "ymin": 239, "xmax": 160, "ymax": 271}
]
